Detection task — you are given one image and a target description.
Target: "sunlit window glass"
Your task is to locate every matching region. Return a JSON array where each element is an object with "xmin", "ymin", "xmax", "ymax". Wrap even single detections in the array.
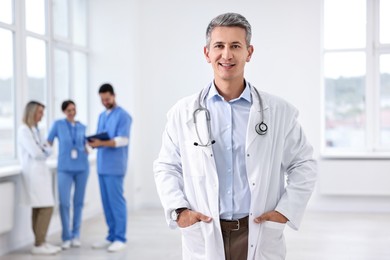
[
  {"xmin": 380, "ymin": 54, "xmax": 390, "ymax": 147},
  {"xmin": 25, "ymin": 0, "xmax": 45, "ymax": 35},
  {"xmin": 73, "ymin": 0, "xmax": 87, "ymax": 46},
  {"xmin": 380, "ymin": 0, "xmax": 390, "ymax": 44},
  {"xmin": 53, "ymin": 0, "xmax": 69, "ymax": 39},
  {"xmin": 324, "ymin": 0, "xmax": 366, "ymax": 49},
  {"xmin": 324, "ymin": 52, "xmax": 366, "ymax": 149},
  {"xmin": 54, "ymin": 49, "xmax": 70, "ymax": 119},
  {"xmin": 73, "ymin": 52, "xmax": 88, "ymax": 124},
  {"xmin": 0, "ymin": 29, "xmax": 15, "ymax": 160},
  {"xmin": 26, "ymin": 37, "xmax": 46, "ymax": 105},
  {"xmin": 0, "ymin": 0, "xmax": 13, "ymax": 24}
]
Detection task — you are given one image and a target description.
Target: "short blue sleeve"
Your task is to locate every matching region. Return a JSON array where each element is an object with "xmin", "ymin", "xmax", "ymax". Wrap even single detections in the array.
[
  {"xmin": 47, "ymin": 121, "xmax": 58, "ymax": 143},
  {"xmin": 117, "ymin": 112, "xmax": 132, "ymax": 137}
]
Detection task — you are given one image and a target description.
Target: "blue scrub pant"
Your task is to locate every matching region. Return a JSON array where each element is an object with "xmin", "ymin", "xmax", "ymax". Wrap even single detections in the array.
[
  {"xmin": 58, "ymin": 170, "xmax": 89, "ymax": 242},
  {"xmin": 98, "ymin": 174, "xmax": 127, "ymax": 242}
]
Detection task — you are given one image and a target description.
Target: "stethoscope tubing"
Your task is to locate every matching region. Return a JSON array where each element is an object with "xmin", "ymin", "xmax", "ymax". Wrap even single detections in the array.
[{"xmin": 193, "ymin": 83, "xmax": 268, "ymax": 147}]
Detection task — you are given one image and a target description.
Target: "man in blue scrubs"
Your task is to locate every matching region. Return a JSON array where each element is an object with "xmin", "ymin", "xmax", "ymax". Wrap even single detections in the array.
[{"xmin": 88, "ymin": 83, "xmax": 132, "ymax": 252}]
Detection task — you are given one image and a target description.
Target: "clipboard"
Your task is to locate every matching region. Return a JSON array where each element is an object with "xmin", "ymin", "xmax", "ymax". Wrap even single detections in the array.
[{"xmin": 86, "ymin": 132, "xmax": 110, "ymax": 142}]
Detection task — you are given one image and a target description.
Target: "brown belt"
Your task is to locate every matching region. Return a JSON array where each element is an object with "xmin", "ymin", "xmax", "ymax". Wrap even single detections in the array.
[{"xmin": 220, "ymin": 216, "xmax": 249, "ymax": 231}]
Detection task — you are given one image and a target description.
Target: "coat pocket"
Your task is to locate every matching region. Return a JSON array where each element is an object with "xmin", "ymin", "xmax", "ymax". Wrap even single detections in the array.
[
  {"xmin": 180, "ymin": 222, "xmax": 205, "ymax": 259},
  {"xmin": 258, "ymin": 221, "xmax": 286, "ymax": 260}
]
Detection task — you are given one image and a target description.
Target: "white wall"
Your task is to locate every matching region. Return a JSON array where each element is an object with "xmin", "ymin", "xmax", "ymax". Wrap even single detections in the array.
[
  {"xmin": 89, "ymin": 0, "xmax": 140, "ymax": 209},
  {"xmin": 114, "ymin": 0, "xmax": 390, "ymax": 213}
]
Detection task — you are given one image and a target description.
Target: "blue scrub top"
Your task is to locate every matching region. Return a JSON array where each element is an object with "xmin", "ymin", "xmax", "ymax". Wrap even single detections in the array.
[
  {"xmin": 47, "ymin": 119, "xmax": 89, "ymax": 172},
  {"xmin": 96, "ymin": 106, "xmax": 132, "ymax": 175}
]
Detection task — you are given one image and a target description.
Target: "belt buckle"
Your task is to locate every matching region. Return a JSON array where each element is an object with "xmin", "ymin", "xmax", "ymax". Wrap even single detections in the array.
[{"xmin": 232, "ymin": 219, "xmax": 240, "ymax": 231}]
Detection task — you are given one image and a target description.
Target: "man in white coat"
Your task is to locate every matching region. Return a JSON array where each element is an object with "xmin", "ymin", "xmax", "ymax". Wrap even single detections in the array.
[{"xmin": 154, "ymin": 13, "xmax": 317, "ymax": 260}]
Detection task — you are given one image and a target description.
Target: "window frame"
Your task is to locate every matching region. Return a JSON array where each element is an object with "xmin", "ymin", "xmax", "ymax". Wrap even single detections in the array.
[
  {"xmin": 322, "ymin": 0, "xmax": 390, "ymax": 158},
  {"xmin": 0, "ymin": 0, "xmax": 89, "ymax": 166}
]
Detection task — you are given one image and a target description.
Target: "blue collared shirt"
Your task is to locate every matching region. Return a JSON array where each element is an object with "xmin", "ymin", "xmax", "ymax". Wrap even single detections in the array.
[{"xmin": 205, "ymin": 82, "xmax": 252, "ymax": 220}]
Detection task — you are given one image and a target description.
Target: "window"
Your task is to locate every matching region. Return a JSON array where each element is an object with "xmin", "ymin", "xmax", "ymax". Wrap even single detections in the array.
[
  {"xmin": 0, "ymin": 0, "xmax": 89, "ymax": 165},
  {"xmin": 323, "ymin": 0, "xmax": 390, "ymax": 156},
  {"xmin": 0, "ymin": 28, "xmax": 14, "ymax": 160},
  {"xmin": 53, "ymin": 49, "xmax": 70, "ymax": 119},
  {"xmin": 0, "ymin": 0, "xmax": 13, "ymax": 24}
]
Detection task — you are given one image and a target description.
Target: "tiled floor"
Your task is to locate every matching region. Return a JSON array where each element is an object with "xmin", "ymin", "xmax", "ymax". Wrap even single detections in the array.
[{"xmin": 2, "ymin": 210, "xmax": 390, "ymax": 259}]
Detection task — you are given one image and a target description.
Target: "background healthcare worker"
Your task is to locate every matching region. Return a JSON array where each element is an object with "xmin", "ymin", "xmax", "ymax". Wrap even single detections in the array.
[
  {"xmin": 17, "ymin": 101, "xmax": 61, "ymax": 255},
  {"xmin": 88, "ymin": 83, "xmax": 132, "ymax": 253},
  {"xmin": 47, "ymin": 100, "xmax": 89, "ymax": 250},
  {"xmin": 154, "ymin": 13, "xmax": 317, "ymax": 260}
]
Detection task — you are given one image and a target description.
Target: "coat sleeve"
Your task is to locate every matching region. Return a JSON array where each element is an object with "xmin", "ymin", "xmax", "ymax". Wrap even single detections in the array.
[
  {"xmin": 153, "ymin": 106, "xmax": 191, "ymax": 228},
  {"xmin": 275, "ymin": 108, "xmax": 317, "ymax": 230},
  {"xmin": 18, "ymin": 126, "xmax": 47, "ymax": 160}
]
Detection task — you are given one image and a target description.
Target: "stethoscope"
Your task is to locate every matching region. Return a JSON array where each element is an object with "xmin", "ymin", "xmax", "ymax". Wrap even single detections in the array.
[{"xmin": 193, "ymin": 84, "xmax": 268, "ymax": 147}]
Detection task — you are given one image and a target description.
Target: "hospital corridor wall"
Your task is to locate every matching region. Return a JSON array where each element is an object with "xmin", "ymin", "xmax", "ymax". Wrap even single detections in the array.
[{"xmin": 1, "ymin": 0, "xmax": 390, "ymax": 257}]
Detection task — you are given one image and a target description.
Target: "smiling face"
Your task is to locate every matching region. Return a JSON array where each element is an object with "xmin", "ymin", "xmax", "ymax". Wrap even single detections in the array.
[
  {"xmin": 204, "ymin": 26, "xmax": 254, "ymax": 86},
  {"xmin": 63, "ymin": 103, "xmax": 76, "ymax": 121}
]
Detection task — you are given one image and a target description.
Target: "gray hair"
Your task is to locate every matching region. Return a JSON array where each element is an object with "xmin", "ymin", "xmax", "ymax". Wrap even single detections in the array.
[
  {"xmin": 22, "ymin": 100, "xmax": 45, "ymax": 128},
  {"xmin": 205, "ymin": 13, "xmax": 252, "ymax": 48}
]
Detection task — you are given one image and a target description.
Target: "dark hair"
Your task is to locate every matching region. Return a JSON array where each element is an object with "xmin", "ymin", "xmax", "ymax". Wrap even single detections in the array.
[
  {"xmin": 61, "ymin": 100, "xmax": 75, "ymax": 111},
  {"xmin": 206, "ymin": 13, "xmax": 252, "ymax": 48},
  {"xmin": 99, "ymin": 83, "xmax": 115, "ymax": 95}
]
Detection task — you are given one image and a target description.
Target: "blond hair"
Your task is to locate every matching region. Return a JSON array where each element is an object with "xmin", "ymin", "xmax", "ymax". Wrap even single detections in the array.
[{"xmin": 22, "ymin": 101, "xmax": 45, "ymax": 128}]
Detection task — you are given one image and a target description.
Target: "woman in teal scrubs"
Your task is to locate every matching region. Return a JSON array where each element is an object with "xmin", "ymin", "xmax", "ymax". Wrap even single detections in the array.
[{"xmin": 47, "ymin": 100, "xmax": 89, "ymax": 249}]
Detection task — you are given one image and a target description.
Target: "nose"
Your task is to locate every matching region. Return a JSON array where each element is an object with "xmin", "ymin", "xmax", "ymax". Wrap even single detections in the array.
[{"xmin": 222, "ymin": 47, "xmax": 232, "ymax": 60}]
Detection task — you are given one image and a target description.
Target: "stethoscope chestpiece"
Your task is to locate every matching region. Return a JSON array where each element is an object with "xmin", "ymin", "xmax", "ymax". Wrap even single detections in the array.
[{"xmin": 255, "ymin": 122, "xmax": 268, "ymax": 135}]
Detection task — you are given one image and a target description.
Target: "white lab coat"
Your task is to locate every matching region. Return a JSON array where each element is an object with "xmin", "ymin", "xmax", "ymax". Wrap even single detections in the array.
[
  {"xmin": 17, "ymin": 124, "xmax": 55, "ymax": 207},
  {"xmin": 154, "ymin": 84, "xmax": 317, "ymax": 260}
]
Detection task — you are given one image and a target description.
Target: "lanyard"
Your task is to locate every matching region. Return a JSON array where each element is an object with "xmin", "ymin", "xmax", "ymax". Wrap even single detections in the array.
[
  {"xmin": 30, "ymin": 126, "xmax": 45, "ymax": 152},
  {"xmin": 66, "ymin": 120, "xmax": 77, "ymax": 147}
]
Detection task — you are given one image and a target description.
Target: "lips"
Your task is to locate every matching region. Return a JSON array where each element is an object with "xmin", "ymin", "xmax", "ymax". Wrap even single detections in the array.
[{"xmin": 219, "ymin": 63, "xmax": 235, "ymax": 68}]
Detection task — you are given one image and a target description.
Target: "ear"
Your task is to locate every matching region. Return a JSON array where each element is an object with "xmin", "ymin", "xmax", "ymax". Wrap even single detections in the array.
[
  {"xmin": 204, "ymin": 46, "xmax": 211, "ymax": 63},
  {"xmin": 246, "ymin": 45, "xmax": 254, "ymax": 62}
]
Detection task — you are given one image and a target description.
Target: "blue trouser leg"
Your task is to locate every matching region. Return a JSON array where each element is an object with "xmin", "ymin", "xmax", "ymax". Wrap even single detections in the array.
[
  {"xmin": 58, "ymin": 171, "xmax": 73, "ymax": 241},
  {"xmin": 98, "ymin": 175, "xmax": 115, "ymax": 242},
  {"xmin": 98, "ymin": 174, "xmax": 127, "ymax": 243},
  {"xmin": 71, "ymin": 170, "xmax": 89, "ymax": 239}
]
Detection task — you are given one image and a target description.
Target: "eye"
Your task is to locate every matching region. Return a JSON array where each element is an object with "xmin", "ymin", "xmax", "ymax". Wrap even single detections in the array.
[
  {"xmin": 232, "ymin": 45, "xmax": 240, "ymax": 49},
  {"xmin": 214, "ymin": 44, "xmax": 224, "ymax": 49}
]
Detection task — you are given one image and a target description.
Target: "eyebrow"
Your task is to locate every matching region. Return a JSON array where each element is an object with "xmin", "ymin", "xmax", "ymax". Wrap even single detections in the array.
[{"xmin": 213, "ymin": 41, "xmax": 243, "ymax": 45}]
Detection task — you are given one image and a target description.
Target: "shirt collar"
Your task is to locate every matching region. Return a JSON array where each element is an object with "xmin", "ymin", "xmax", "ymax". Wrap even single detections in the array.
[{"xmin": 206, "ymin": 80, "xmax": 251, "ymax": 103}]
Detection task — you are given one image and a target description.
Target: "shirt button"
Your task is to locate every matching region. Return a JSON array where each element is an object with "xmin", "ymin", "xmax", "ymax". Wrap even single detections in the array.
[{"xmin": 247, "ymin": 154, "xmax": 250, "ymax": 157}]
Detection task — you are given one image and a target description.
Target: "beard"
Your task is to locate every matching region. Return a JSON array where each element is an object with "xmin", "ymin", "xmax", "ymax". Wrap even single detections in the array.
[{"xmin": 105, "ymin": 103, "xmax": 115, "ymax": 109}]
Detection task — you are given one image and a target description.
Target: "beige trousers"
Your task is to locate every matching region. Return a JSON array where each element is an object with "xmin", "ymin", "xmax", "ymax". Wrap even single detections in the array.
[{"xmin": 32, "ymin": 207, "xmax": 53, "ymax": 246}]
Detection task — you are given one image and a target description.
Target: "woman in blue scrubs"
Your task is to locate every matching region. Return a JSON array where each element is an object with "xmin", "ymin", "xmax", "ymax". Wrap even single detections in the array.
[{"xmin": 47, "ymin": 100, "xmax": 89, "ymax": 250}]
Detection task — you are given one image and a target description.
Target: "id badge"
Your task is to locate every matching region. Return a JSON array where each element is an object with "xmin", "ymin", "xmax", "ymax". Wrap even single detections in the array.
[{"xmin": 71, "ymin": 149, "xmax": 78, "ymax": 159}]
